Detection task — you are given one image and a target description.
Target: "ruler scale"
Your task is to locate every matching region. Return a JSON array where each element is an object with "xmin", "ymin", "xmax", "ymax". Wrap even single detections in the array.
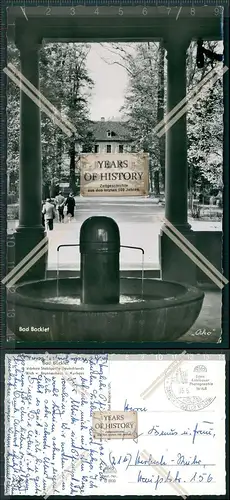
[
  {"xmin": 5, "ymin": 0, "xmax": 230, "ymax": 7},
  {"xmin": 5, "ymin": 2, "xmax": 228, "ymax": 19}
]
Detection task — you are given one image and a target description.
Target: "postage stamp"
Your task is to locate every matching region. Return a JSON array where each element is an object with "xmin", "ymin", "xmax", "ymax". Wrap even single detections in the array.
[
  {"xmin": 92, "ymin": 411, "xmax": 137, "ymax": 440},
  {"xmin": 164, "ymin": 361, "xmax": 216, "ymax": 411}
]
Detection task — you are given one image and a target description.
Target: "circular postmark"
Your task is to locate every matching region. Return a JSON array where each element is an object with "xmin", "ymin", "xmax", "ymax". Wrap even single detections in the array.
[{"xmin": 164, "ymin": 361, "xmax": 216, "ymax": 411}]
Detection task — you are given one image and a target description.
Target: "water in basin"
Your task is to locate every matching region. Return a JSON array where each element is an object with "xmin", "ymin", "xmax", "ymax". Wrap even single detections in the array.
[{"xmin": 42, "ymin": 294, "xmax": 153, "ymax": 305}]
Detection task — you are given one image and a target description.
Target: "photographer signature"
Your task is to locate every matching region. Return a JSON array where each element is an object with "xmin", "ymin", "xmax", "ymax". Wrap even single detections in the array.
[{"xmin": 191, "ymin": 328, "xmax": 215, "ymax": 337}]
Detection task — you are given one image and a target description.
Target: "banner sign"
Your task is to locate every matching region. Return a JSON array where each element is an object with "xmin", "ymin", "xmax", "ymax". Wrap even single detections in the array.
[{"xmin": 80, "ymin": 153, "xmax": 149, "ymax": 197}]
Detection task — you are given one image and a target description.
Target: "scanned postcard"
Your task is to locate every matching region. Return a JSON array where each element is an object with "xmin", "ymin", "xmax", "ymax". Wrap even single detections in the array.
[{"xmin": 5, "ymin": 353, "xmax": 225, "ymax": 496}]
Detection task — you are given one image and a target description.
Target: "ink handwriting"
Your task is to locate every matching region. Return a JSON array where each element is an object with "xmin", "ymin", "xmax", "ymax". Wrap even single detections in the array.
[{"xmin": 5, "ymin": 353, "xmax": 109, "ymax": 495}]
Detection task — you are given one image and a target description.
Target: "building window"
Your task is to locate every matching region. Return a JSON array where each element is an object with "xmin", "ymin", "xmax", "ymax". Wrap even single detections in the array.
[
  {"xmin": 119, "ymin": 144, "xmax": 123, "ymax": 153},
  {"xmin": 94, "ymin": 145, "xmax": 99, "ymax": 153},
  {"xmin": 107, "ymin": 131, "xmax": 111, "ymax": 137},
  {"xmin": 82, "ymin": 145, "xmax": 92, "ymax": 153},
  {"xmin": 107, "ymin": 145, "xmax": 111, "ymax": 153}
]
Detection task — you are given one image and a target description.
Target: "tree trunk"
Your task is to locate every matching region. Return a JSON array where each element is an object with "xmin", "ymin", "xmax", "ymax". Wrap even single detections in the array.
[
  {"xmin": 42, "ymin": 151, "xmax": 49, "ymax": 200},
  {"xmin": 43, "ymin": 183, "xmax": 50, "ymax": 200},
  {"xmin": 154, "ymin": 170, "xmax": 160, "ymax": 195},
  {"xmin": 50, "ymin": 181, "xmax": 57, "ymax": 198},
  {"xmin": 157, "ymin": 42, "xmax": 165, "ymax": 191},
  {"xmin": 149, "ymin": 167, "xmax": 153, "ymax": 193},
  {"xmin": 69, "ymin": 137, "xmax": 76, "ymax": 195},
  {"xmin": 57, "ymin": 136, "xmax": 63, "ymax": 185}
]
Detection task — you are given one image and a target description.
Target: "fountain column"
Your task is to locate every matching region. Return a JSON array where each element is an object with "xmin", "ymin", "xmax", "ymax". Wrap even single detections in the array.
[
  {"xmin": 14, "ymin": 31, "xmax": 47, "ymax": 281},
  {"xmin": 159, "ymin": 35, "xmax": 197, "ymax": 284},
  {"xmin": 80, "ymin": 217, "xmax": 120, "ymax": 305}
]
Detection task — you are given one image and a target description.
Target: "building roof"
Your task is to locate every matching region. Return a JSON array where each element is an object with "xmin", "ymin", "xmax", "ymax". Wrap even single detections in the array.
[{"xmin": 90, "ymin": 119, "xmax": 130, "ymax": 142}]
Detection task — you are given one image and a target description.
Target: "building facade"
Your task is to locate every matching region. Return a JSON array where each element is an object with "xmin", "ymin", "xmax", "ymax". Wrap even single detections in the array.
[{"xmin": 88, "ymin": 117, "xmax": 134, "ymax": 154}]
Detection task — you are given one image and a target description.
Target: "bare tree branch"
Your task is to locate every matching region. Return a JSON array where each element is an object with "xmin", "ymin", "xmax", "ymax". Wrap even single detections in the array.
[{"xmin": 99, "ymin": 55, "xmax": 135, "ymax": 76}]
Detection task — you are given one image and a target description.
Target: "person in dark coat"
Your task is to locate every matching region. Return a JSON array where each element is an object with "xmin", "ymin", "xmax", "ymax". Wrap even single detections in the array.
[{"xmin": 65, "ymin": 193, "xmax": 75, "ymax": 220}]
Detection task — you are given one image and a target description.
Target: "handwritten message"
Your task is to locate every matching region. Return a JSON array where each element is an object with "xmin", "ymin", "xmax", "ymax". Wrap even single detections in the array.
[
  {"xmin": 5, "ymin": 353, "xmax": 109, "ymax": 496},
  {"xmin": 5, "ymin": 354, "xmax": 226, "ymax": 496}
]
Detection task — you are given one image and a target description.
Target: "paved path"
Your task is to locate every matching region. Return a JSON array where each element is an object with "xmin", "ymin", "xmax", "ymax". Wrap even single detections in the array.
[
  {"xmin": 48, "ymin": 219, "xmax": 161, "ymax": 270},
  {"xmin": 47, "ymin": 219, "xmax": 222, "ymax": 271},
  {"xmin": 7, "ymin": 197, "xmax": 222, "ymax": 270}
]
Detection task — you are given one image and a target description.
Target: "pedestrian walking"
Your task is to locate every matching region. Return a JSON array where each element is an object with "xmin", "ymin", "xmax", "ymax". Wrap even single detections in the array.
[
  {"xmin": 65, "ymin": 193, "xmax": 75, "ymax": 222},
  {"xmin": 42, "ymin": 198, "xmax": 56, "ymax": 231},
  {"xmin": 55, "ymin": 191, "xmax": 65, "ymax": 223}
]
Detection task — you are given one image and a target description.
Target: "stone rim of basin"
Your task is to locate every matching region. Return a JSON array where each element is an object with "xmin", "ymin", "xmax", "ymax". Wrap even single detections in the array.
[{"xmin": 7, "ymin": 278, "xmax": 204, "ymax": 313}]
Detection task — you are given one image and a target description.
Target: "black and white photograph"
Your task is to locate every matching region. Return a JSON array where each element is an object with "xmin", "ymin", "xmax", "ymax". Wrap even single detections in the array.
[{"xmin": 4, "ymin": 5, "xmax": 228, "ymax": 344}]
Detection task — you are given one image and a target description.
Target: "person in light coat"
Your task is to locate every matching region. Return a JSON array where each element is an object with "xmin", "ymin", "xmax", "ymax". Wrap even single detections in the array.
[{"xmin": 42, "ymin": 198, "xmax": 56, "ymax": 231}]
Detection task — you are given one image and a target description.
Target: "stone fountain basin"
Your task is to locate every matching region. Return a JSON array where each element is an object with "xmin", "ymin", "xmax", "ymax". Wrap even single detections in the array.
[{"xmin": 7, "ymin": 278, "xmax": 204, "ymax": 342}]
